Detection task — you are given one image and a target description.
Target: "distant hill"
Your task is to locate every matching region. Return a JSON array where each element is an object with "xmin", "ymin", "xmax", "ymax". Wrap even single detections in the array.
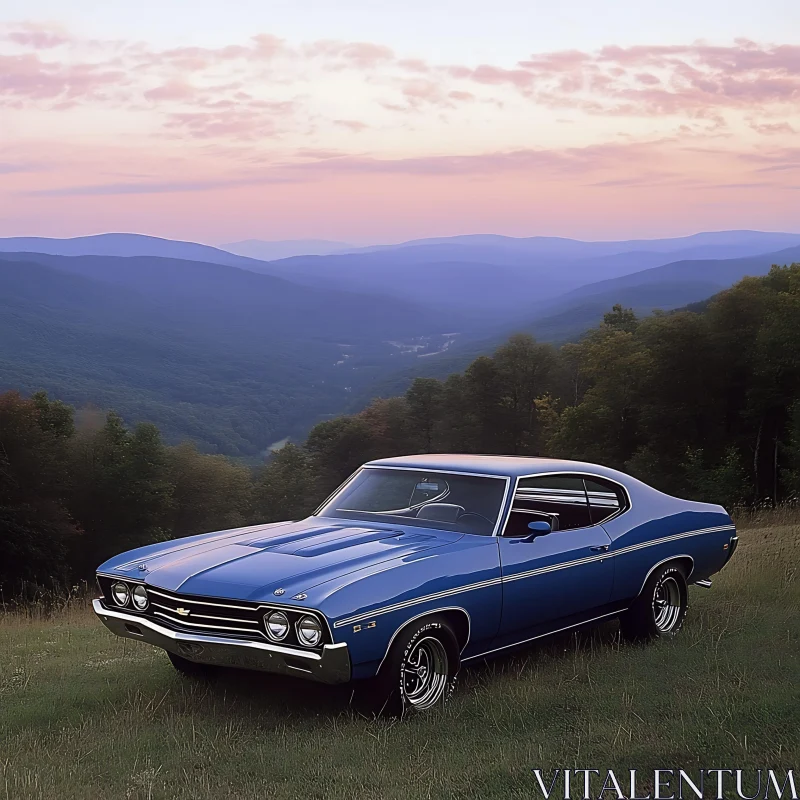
[
  {"xmin": 0, "ymin": 233, "xmax": 269, "ymax": 271},
  {"xmin": 8, "ymin": 231, "xmax": 800, "ymax": 323},
  {"xmin": 4, "ymin": 228, "xmax": 800, "ymax": 454},
  {"xmin": 352, "ymin": 244, "xmax": 800, "ymax": 402},
  {"xmin": 220, "ymin": 239, "xmax": 352, "ymax": 260},
  {"xmin": 552, "ymin": 244, "xmax": 800, "ymax": 303},
  {"xmin": 245, "ymin": 230, "xmax": 800, "ymax": 318},
  {"xmin": 347, "ymin": 229, "xmax": 800, "ymax": 258},
  {"xmin": 0, "ymin": 252, "xmax": 468, "ymax": 456}
]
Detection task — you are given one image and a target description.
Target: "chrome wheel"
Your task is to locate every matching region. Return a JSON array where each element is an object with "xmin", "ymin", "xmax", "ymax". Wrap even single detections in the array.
[
  {"xmin": 402, "ymin": 636, "xmax": 449, "ymax": 710},
  {"xmin": 652, "ymin": 576, "xmax": 681, "ymax": 632}
]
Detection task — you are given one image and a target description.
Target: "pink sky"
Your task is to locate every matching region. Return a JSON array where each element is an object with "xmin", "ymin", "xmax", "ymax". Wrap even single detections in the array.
[{"xmin": 2, "ymin": 13, "xmax": 799, "ymax": 243}]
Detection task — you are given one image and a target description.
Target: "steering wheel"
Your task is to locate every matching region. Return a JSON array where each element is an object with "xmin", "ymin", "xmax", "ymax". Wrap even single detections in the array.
[{"xmin": 456, "ymin": 511, "xmax": 495, "ymax": 532}]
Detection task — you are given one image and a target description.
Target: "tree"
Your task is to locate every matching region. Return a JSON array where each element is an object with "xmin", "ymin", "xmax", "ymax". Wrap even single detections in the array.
[
  {"xmin": 167, "ymin": 442, "xmax": 253, "ymax": 538},
  {"xmin": 547, "ymin": 327, "xmax": 651, "ymax": 467},
  {"xmin": 405, "ymin": 378, "xmax": 444, "ymax": 452},
  {"xmin": 68, "ymin": 413, "xmax": 173, "ymax": 573},
  {"xmin": 305, "ymin": 415, "xmax": 376, "ymax": 495},
  {"xmin": 464, "ymin": 356, "xmax": 505, "ymax": 453},
  {"xmin": 253, "ymin": 444, "xmax": 318, "ymax": 522},
  {"xmin": 0, "ymin": 392, "xmax": 80, "ymax": 591},
  {"xmin": 603, "ymin": 304, "xmax": 638, "ymax": 333},
  {"xmin": 493, "ymin": 334, "xmax": 556, "ymax": 454},
  {"xmin": 680, "ymin": 447, "xmax": 747, "ymax": 508}
]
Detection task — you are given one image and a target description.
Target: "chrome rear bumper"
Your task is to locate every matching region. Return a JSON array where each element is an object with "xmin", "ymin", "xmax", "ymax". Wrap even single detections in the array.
[{"xmin": 93, "ymin": 599, "xmax": 351, "ymax": 684}]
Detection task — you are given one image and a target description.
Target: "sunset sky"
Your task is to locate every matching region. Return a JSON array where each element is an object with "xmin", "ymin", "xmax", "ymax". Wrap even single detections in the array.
[{"xmin": 2, "ymin": 1, "xmax": 799, "ymax": 244}]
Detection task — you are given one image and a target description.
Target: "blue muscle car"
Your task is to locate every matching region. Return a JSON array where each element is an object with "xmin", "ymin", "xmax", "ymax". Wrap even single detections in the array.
[{"xmin": 94, "ymin": 455, "xmax": 739, "ymax": 715}]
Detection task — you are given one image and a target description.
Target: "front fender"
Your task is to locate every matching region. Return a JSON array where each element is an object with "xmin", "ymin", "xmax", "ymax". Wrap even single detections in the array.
[{"xmin": 316, "ymin": 534, "xmax": 502, "ymax": 679}]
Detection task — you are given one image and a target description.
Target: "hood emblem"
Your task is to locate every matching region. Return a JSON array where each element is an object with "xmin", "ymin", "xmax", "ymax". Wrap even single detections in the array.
[
  {"xmin": 137, "ymin": 563, "xmax": 147, "ymax": 572},
  {"xmin": 273, "ymin": 588, "xmax": 285, "ymax": 596},
  {"xmin": 175, "ymin": 607, "xmax": 191, "ymax": 617},
  {"xmin": 292, "ymin": 593, "xmax": 307, "ymax": 601}
]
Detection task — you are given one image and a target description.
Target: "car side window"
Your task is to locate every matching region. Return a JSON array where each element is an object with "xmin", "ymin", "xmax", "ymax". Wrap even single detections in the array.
[
  {"xmin": 584, "ymin": 477, "xmax": 627, "ymax": 524},
  {"xmin": 503, "ymin": 475, "xmax": 592, "ymax": 535}
]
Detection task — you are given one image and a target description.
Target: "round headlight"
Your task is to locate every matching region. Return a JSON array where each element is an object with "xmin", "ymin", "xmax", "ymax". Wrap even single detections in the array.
[
  {"xmin": 265, "ymin": 611, "xmax": 289, "ymax": 641},
  {"xmin": 132, "ymin": 584, "xmax": 148, "ymax": 610},
  {"xmin": 296, "ymin": 615, "xmax": 322, "ymax": 647},
  {"xmin": 111, "ymin": 582, "xmax": 129, "ymax": 606}
]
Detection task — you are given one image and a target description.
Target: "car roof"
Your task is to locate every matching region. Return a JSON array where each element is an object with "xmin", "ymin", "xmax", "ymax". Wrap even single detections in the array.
[{"xmin": 365, "ymin": 454, "xmax": 630, "ymax": 482}]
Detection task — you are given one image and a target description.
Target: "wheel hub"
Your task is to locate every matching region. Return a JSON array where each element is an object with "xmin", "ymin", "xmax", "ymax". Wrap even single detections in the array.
[
  {"xmin": 652, "ymin": 576, "xmax": 681, "ymax": 632},
  {"xmin": 402, "ymin": 636, "xmax": 448, "ymax": 710}
]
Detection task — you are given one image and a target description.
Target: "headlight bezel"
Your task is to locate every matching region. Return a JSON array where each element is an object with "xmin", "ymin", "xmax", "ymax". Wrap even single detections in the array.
[
  {"xmin": 111, "ymin": 582, "xmax": 130, "ymax": 607},
  {"xmin": 265, "ymin": 610, "xmax": 290, "ymax": 642},
  {"xmin": 131, "ymin": 584, "xmax": 148, "ymax": 610},
  {"xmin": 295, "ymin": 614, "xmax": 323, "ymax": 647}
]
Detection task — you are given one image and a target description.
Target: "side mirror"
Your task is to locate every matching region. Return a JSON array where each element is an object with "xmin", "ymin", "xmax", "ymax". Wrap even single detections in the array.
[{"xmin": 527, "ymin": 520, "xmax": 552, "ymax": 534}]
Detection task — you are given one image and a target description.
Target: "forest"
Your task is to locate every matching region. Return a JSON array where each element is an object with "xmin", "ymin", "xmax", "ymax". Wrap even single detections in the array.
[{"xmin": 2, "ymin": 263, "xmax": 799, "ymax": 595}]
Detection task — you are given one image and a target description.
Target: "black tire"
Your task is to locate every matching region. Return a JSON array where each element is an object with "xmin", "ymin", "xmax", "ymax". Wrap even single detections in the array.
[
  {"xmin": 365, "ymin": 616, "xmax": 460, "ymax": 717},
  {"xmin": 167, "ymin": 651, "xmax": 217, "ymax": 679},
  {"xmin": 620, "ymin": 563, "xmax": 688, "ymax": 642}
]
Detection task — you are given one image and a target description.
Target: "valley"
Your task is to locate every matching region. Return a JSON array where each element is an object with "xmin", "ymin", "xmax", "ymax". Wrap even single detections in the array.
[{"xmin": 2, "ymin": 229, "xmax": 799, "ymax": 457}]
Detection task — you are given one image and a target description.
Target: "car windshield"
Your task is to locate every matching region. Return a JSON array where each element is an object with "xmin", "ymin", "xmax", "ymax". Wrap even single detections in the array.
[{"xmin": 316, "ymin": 467, "xmax": 508, "ymax": 536}]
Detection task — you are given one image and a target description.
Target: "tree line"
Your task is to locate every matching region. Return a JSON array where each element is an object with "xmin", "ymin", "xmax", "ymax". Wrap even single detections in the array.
[{"xmin": 2, "ymin": 263, "xmax": 799, "ymax": 595}]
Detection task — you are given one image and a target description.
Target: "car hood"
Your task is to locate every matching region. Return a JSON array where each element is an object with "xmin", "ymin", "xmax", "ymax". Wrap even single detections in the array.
[{"xmin": 99, "ymin": 517, "xmax": 461, "ymax": 602}]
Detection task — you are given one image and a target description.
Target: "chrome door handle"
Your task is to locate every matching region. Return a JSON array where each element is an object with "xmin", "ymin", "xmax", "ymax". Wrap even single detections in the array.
[{"xmin": 591, "ymin": 545, "xmax": 610, "ymax": 552}]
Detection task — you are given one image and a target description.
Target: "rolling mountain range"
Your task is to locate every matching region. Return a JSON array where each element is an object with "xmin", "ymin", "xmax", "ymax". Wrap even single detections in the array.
[
  {"xmin": 0, "ymin": 252, "xmax": 466, "ymax": 455},
  {"xmin": 1, "ymin": 229, "xmax": 798, "ymax": 455},
  {"xmin": 0, "ymin": 233, "xmax": 265, "ymax": 271},
  {"xmin": 221, "ymin": 239, "xmax": 352, "ymax": 260}
]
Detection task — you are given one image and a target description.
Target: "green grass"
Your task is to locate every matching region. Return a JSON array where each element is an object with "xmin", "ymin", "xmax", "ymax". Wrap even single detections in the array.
[{"xmin": 1, "ymin": 517, "xmax": 798, "ymax": 800}]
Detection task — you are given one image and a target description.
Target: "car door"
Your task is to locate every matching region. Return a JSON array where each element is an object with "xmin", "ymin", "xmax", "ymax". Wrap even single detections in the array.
[{"xmin": 494, "ymin": 474, "xmax": 614, "ymax": 648}]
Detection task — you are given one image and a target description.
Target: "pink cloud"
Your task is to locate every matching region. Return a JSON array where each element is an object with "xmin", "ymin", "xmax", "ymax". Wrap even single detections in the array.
[
  {"xmin": 397, "ymin": 58, "xmax": 429, "ymax": 74},
  {"xmin": 3, "ymin": 22, "xmax": 799, "ymax": 245},
  {"xmin": 0, "ymin": 52, "xmax": 127, "ymax": 105},
  {"xmin": 333, "ymin": 119, "xmax": 369, "ymax": 132},
  {"xmin": 6, "ymin": 23, "xmax": 71, "ymax": 49},
  {"xmin": 749, "ymin": 121, "xmax": 796, "ymax": 135},
  {"xmin": 470, "ymin": 42, "xmax": 800, "ymax": 117},
  {"xmin": 144, "ymin": 80, "xmax": 197, "ymax": 102},
  {"xmin": 457, "ymin": 64, "xmax": 534, "ymax": 91},
  {"xmin": 6, "ymin": 135, "xmax": 799, "ymax": 243},
  {"xmin": 164, "ymin": 109, "xmax": 282, "ymax": 140},
  {"xmin": 7, "ymin": 26, "xmax": 799, "ymax": 128},
  {"xmin": 448, "ymin": 90, "xmax": 475, "ymax": 102}
]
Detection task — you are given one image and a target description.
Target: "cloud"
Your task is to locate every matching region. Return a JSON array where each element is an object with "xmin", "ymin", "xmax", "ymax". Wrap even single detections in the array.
[
  {"xmin": 143, "ymin": 80, "xmax": 198, "ymax": 102},
  {"xmin": 163, "ymin": 106, "xmax": 293, "ymax": 140},
  {"xmin": 737, "ymin": 147, "xmax": 800, "ymax": 172},
  {"xmin": 4, "ymin": 26, "xmax": 799, "ymax": 136},
  {"xmin": 446, "ymin": 42, "xmax": 800, "ymax": 118},
  {"xmin": 0, "ymin": 160, "xmax": 43, "ymax": 174},
  {"xmin": 0, "ymin": 52, "xmax": 128, "ymax": 105},
  {"xmin": 749, "ymin": 121, "xmax": 796, "ymax": 135},
  {"xmin": 23, "ymin": 173, "xmax": 306, "ymax": 196},
  {"xmin": 305, "ymin": 40, "xmax": 395, "ymax": 68},
  {"xmin": 279, "ymin": 139, "xmax": 668, "ymax": 179},
  {"xmin": 333, "ymin": 119, "xmax": 369, "ymax": 132},
  {"xmin": 16, "ymin": 139, "xmax": 663, "ymax": 197},
  {"xmin": 5, "ymin": 22, "xmax": 71, "ymax": 49}
]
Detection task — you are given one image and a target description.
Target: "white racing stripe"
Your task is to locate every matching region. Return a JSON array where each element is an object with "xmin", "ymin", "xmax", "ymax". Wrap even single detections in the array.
[{"xmin": 332, "ymin": 524, "xmax": 735, "ymax": 628}]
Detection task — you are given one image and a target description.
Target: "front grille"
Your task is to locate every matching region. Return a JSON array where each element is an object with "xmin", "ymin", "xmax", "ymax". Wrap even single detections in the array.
[
  {"xmin": 147, "ymin": 588, "xmax": 264, "ymax": 639},
  {"xmin": 96, "ymin": 576, "xmax": 328, "ymax": 649}
]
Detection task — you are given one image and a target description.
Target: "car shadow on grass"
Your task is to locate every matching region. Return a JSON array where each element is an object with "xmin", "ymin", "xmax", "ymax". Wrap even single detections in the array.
[{"xmin": 186, "ymin": 618, "xmax": 624, "ymax": 720}]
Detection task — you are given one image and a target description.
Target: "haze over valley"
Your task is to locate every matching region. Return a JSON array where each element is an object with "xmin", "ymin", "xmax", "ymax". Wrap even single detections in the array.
[{"xmin": 2, "ymin": 228, "xmax": 799, "ymax": 456}]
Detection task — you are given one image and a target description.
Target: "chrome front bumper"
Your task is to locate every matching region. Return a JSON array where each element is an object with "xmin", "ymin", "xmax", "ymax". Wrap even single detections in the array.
[{"xmin": 93, "ymin": 599, "xmax": 351, "ymax": 684}]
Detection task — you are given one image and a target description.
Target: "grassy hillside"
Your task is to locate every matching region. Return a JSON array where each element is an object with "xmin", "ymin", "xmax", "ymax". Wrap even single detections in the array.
[{"xmin": 1, "ymin": 514, "xmax": 797, "ymax": 800}]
